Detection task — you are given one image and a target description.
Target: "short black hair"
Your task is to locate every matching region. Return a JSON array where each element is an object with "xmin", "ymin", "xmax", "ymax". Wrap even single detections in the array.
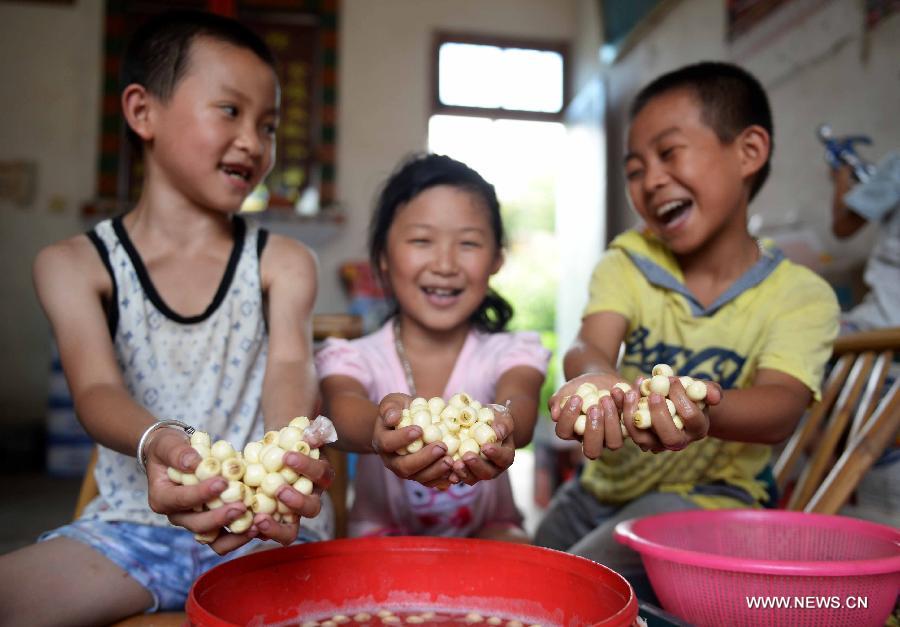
[
  {"xmin": 630, "ymin": 61, "xmax": 773, "ymax": 200},
  {"xmin": 369, "ymin": 153, "xmax": 513, "ymax": 333},
  {"xmin": 121, "ymin": 10, "xmax": 276, "ymax": 147}
]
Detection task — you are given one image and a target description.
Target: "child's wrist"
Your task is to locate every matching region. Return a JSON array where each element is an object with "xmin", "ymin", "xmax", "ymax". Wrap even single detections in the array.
[{"xmin": 136, "ymin": 419, "xmax": 194, "ymax": 474}]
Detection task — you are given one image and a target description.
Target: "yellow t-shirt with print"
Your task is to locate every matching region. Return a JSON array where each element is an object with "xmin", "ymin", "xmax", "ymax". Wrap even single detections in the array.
[{"xmin": 579, "ymin": 229, "xmax": 839, "ymax": 508}]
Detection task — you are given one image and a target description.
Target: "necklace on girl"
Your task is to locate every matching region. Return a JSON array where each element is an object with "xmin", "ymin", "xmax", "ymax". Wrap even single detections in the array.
[{"xmin": 393, "ymin": 317, "xmax": 417, "ymax": 396}]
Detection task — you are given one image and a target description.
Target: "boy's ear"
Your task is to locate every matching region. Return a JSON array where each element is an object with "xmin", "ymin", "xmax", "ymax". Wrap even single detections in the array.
[
  {"xmin": 737, "ymin": 124, "xmax": 771, "ymax": 179},
  {"xmin": 121, "ymin": 84, "xmax": 155, "ymax": 142}
]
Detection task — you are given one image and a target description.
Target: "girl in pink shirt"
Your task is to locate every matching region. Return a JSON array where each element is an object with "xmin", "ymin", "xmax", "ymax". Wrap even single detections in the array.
[{"xmin": 317, "ymin": 154, "xmax": 550, "ymax": 541}]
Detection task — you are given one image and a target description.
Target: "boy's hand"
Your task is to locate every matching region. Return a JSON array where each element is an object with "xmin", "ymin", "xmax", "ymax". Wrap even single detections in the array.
[
  {"xmin": 623, "ymin": 377, "xmax": 721, "ymax": 452},
  {"xmin": 145, "ymin": 429, "xmax": 259, "ymax": 553},
  {"xmin": 203, "ymin": 451, "xmax": 332, "ymax": 551},
  {"xmin": 579, "ymin": 392, "xmax": 629, "ymax": 459},
  {"xmin": 549, "ymin": 373, "xmax": 628, "ymax": 452},
  {"xmin": 242, "ymin": 451, "xmax": 333, "ymax": 548},
  {"xmin": 145, "ymin": 427, "xmax": 205, "ymax": 516},
  {"xmin": 450, "ymin": 403, "xmax": 515, "ymax": 485},
  {"xmin": 375, "ymin": 393, "xmax": 453, "ymax": 489},
  {"xmin": 146, "ymin": 427, "xmax": 333, "ymax": 553}
]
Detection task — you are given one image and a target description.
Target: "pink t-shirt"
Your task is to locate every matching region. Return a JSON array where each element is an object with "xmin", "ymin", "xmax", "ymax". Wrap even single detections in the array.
[{"xmin": 315, "ymin": 320, "xmax": 550, "ymax": 538}]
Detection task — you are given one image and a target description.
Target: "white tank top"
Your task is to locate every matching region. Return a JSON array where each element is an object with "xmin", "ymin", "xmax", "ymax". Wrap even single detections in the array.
[{"xmin": 83, "ymin": 215, "xmax": 269, "ymax": 526}]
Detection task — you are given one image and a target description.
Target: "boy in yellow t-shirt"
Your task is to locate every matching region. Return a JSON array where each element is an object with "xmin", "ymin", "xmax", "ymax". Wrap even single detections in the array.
[{"xmin": 534, "ymin": 62, "xmax": 839, "ymax": 599}]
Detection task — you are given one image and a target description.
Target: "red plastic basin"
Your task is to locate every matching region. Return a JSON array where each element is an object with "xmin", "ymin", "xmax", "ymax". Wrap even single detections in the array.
[{"xmin": 187, "ymin": 536, "xmax": 638, "ymax": 626}]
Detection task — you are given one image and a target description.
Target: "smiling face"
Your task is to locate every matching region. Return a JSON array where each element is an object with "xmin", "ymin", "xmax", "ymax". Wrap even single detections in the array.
[
  {"xmin": 624, "ymin": 88, "xmax": 750, "ymax": 256},
  {"xmin": 145, "ymin": 36, "xmax": 279, "ymax": 214},
  {"xmin": 380, "ymin": 185, "xmax": 503, "ymax": 335}
]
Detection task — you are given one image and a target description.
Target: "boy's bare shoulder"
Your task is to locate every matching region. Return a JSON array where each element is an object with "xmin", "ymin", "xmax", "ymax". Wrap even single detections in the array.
[
  {"xmin": 33, "ymin": 233, "xmax": 109, "ymax": 293},
  {"xmin": 259, "ymin": 232, "xmax": 319, "ymax": 286}
]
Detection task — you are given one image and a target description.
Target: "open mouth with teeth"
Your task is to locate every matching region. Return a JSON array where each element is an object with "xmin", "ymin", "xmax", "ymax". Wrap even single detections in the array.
[
  {"xmin": 656, "ymin": 198, "xmax": 692, "ymax": 226},
  {"xmin": 222, "ymin": 164, "xmax": 252, "ymax": 183},
  {"xmin": 421, "ymin": 286, "xmax": 463, "ymax": 303}
]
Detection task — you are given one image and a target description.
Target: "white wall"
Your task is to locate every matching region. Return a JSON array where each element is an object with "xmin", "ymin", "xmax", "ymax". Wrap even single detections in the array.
[
  {"xmin": 599, "ymin": 0, "xmax": 900, "ymax": 264},
  {"xmin": 554, "ymin": 0, "xmax": 607, "ymax": 377},
  {"xmin": 0, "ymin": 0, "xmax": 103, "ymax": 431},
  {"xmin": 0, "ymin": 0, "xmax": 577, "ymax": 433}
]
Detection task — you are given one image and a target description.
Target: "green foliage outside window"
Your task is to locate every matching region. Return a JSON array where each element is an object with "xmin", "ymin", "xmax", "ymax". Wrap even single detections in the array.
[{"xmin": 491, "ymin": 174, "xmax": 560, "ymax": 419}]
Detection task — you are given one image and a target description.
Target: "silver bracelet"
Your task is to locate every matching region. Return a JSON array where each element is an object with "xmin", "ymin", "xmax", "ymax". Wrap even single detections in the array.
[{"xmin": 136, "ymin": 419, "xmax": 194, "ymax": 475}]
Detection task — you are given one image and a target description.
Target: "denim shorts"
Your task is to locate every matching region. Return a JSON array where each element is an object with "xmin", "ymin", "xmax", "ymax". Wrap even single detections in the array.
[{"xmin": 40, "ymin": 519, "xmax": 323, "ymax": 612}]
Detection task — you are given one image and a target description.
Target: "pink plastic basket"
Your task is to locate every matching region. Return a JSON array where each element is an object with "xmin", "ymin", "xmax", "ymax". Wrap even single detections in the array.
[{"xmin": 614, "ymin": 509, "xmax": 900, "ymax": 627}]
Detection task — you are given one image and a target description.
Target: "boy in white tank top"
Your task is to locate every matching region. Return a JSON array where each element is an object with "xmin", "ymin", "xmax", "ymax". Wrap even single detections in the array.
[{"xmin": 0, "ymin": 11, "xmax": 331, "ymax": 624}]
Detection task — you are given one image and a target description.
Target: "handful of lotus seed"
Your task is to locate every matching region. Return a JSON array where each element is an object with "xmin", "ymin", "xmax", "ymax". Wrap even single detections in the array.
[
  {"xmin": 563, "ymin": 363, "xmax": 708, "ymax": 440},
  {"xmin": 393, "ymin": 392, "xmax": 500, "ymax": 461},
  {"xmin": 166, "ymin": 415, "xmax": 336, "ymax": 544}
]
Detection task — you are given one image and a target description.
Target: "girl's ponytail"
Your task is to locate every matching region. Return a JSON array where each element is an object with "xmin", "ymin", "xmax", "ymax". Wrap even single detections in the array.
[{"xmin": 470, "ymin": 288, "xmax": 513, "ymax": 333}]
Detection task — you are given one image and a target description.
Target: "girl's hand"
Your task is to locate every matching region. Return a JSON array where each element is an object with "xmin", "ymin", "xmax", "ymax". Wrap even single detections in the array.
[
  {"xmin": 451, "ymin": 403, "xmax": 515, "ymax": 485},
  {"xmin": 375, "ymin": 393, "xmax": 452, "ymax": 488},
  {"xmin": 145, "ymin": 428, "xmax": 258, "ymax": 554},
  {"xmin": 549, "ymin": 373, "xmax": 628, "ymax": 446},
  {"xmin": 623, "ymin": 377, "xmax": 721, "ymax": 453}
]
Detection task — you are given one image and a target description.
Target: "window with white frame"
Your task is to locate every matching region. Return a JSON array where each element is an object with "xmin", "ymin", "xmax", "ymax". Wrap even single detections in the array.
[{"xmin": 432, "ymin": 33, "xmax": 567, "ymax": 122}]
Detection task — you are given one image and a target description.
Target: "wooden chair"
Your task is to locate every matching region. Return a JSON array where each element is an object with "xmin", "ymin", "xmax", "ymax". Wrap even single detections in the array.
[
  {"xmin": 71, "ymin": 313, "xmax": 362, "ymax": 625},
  {"xmin": 311, "ymin": 313, "xmax": 363, "ymax": 343},
  {"xmin": 311, "ymin": 313, "xmax": 364, "ymax": 539},
  {"xmin": 773, "ymin": 326, "xmax": 900, "ymax": 514}
]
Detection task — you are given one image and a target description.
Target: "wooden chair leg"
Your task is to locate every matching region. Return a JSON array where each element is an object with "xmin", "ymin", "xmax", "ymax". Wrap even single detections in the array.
[
  {"xmin": 73, "ymin": 447, "xmax": 99, "ymax": 520},
  {"xmin": 847, "ymin": 350, "xmax": 893, "ymax": 442},
  {"xmin": 324, "ymin": 446, "xmax": 348, "ymax": 538},
  {"xmin": 774, "ymin": 354, "xmax": 852, "ymax": 492},
  {"xmin": 805, "ymin": 379, "xmax": 900, "ymax": 514},
  {"xmin": 787, "ymin": 352, "xmax": 875, "ymax": 510}
]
